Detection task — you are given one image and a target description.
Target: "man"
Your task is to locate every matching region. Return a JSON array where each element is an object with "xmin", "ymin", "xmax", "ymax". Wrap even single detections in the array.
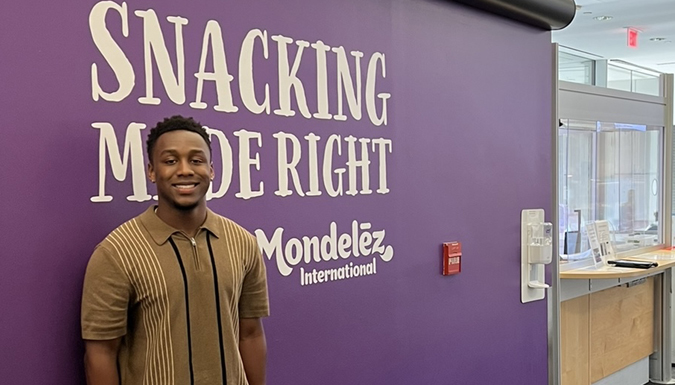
[{"xmin": 81, "ymin": 115, "xmax": 269, "ymax": 385}]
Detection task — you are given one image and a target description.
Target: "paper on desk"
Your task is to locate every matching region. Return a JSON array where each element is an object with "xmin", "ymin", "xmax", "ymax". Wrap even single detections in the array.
[{"xmin": 586, "ymin": 220, "xmax": 615, "ymax": 267}]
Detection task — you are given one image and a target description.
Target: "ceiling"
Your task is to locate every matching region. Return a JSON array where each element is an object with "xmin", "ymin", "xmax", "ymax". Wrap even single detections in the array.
[{"xmin": 552, "ymin": 0, "xmax": 675, "ymax": 74}]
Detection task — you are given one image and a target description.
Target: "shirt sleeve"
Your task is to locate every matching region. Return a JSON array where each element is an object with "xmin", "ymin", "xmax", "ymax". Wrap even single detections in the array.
[
  {"xmin": 81, "ymin": 244, "xmax": 133, "ymax": 340},
  {"xmin": 238, "ymin": 235, "xmax": 270, "ymax": 319}
]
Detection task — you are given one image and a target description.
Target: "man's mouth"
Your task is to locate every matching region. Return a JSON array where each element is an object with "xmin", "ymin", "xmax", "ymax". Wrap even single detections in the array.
[{"xmin": 173, "ymin": 183, "xmax": 198, "ymax": 190}]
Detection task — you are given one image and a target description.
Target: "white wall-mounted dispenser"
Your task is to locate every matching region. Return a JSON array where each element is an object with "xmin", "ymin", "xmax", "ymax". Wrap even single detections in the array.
[{"xmin": 521, "ymin": 209, "xmax": 553, "ymax": 303}]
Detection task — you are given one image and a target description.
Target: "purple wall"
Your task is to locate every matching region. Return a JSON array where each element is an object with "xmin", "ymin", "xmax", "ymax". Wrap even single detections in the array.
[{"xmin": 0, "ymin": 1, "xmax": 552, "ymax": 384}]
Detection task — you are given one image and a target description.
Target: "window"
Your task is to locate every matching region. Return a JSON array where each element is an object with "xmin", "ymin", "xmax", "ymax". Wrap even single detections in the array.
[{"xmin": 558, "ymin": 119, "xmax": 663, "ymax": 261}]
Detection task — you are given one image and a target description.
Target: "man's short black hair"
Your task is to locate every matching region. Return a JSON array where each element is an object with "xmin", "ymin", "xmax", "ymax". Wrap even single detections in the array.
[{"xmin": 146, "ymin": 115, "xmax": 211, "ymax": 163}]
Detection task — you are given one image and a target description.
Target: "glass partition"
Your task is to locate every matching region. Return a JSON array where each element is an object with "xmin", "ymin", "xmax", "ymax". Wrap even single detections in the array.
[
  {"xmin": 607, "ymin": 63, "xmax": 661, "ymax": 96},
  {"xmin": 558, "ymin": 51, "xmax": 594, "ymax": 85},
  {"xmin": 558, "ymin": 119, "xmax": 663, "ymax": 262}
]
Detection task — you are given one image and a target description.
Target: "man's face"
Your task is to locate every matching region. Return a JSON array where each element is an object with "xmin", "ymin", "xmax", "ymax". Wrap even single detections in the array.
[{"xmin": 148, "ymin": 130, "xmax": 214, "ymax": 211}]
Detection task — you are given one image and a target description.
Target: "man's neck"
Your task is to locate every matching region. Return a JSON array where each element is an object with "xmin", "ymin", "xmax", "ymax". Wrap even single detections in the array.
[{"xmin": 155, "ymin": 203, "xmax": 207, "ymax": 238}]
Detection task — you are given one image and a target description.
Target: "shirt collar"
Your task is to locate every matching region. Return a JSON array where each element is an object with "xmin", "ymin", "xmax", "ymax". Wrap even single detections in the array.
[{"xmin": 139, "ymin": 205, "xmax": 221, "ymax": 245}]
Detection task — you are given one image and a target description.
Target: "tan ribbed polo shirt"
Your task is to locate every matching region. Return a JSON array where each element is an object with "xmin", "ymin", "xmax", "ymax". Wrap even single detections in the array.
[{"xmin": 81, "ymin": 206, "xmax": 269, "ymax": 385}]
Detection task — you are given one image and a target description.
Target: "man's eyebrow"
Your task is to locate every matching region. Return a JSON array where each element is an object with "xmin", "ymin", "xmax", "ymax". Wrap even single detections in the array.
[{"xmin": 158, "ymin": 148, "xmax": 207, "ymax": 155}]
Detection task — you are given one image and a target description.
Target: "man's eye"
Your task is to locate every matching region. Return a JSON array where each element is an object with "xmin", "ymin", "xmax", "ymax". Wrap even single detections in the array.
[
  {"xmin": 191, "ymin": 159, "xmax": 204, "ymax": 164},
  {"xmin": 164, "ymin": 159, "xmax": 176, "ymax": 165}
]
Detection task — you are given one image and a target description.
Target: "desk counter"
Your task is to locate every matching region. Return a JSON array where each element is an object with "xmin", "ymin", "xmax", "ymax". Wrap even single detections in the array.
[
  {"xmin": 560, "ymin": 250, "xmax": 675, "ymax": 280},
  {"xmin": 559, "ymin": 249, "xmax": 675, "ymax": 385}
]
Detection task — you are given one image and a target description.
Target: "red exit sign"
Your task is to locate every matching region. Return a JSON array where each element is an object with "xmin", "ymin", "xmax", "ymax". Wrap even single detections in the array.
[{"xmin": 628, "ymin": 28, "xmax": 639, "ymax": 48}]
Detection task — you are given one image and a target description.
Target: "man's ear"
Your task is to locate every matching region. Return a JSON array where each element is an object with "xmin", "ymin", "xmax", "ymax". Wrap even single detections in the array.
[
  {"xmin": 209, "ymin": 162, "xmax": 215, "ymax": 181},
  {"xmin": 148, "ymin": 162, "xmax": 156, "ymax": 183}
]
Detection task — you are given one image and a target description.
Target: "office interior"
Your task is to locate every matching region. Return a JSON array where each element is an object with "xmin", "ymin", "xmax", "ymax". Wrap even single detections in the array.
[
  {"xmin": 553, "ymin": 2, "xmax": 675, "ymax": 384},
  {"xmin": 2, "ymin": 0, "xmax": 675, "ymax": 384}
]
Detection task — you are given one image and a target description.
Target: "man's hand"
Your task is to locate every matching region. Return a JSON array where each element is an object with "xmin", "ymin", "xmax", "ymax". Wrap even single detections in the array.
[
  {"xmin": 239, "ymin": 318, "xmax": 267, "ymax": 385},
  {"xmin": 84, "ymin": 338, "xmax": 122, "ymax": 385}
]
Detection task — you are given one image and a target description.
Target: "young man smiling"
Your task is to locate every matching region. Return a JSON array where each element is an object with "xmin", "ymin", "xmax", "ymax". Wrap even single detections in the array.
[{"xmin": 81, "ymin": 115, "xmax": 269, "ymax": 385}]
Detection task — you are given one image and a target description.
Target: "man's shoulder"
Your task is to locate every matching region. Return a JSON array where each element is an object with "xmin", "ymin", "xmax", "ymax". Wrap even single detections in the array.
[
  {"xmin": 208, "ymin": 210, "xmax": 256, "ymax": 242},
  {"xmin": 97, "ymin": 210, "xmax": 151, "ymax": 253}
]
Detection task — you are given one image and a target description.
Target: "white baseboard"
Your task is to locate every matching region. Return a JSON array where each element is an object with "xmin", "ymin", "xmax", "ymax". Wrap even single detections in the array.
[{"xmin": 592, "ymin": 358, "xmax": 649, "ymax": 385}]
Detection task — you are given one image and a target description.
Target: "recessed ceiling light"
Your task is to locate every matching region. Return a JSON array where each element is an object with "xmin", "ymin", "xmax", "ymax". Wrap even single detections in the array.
[
  {"xmin": 583, "ymin": 11, "xmax": 593, "ymax": 15},
  {"xmin": 650, "ymin": 37, "xmax": 667, "ymax": 42},
  {"xmin": 593, "ymin": 16, "xmax": 613, "ymax": 21}
]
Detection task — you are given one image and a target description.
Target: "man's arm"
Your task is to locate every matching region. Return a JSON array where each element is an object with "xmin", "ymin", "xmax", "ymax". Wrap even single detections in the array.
[
  {"xmin": 239, "ymin": 318, "xmax": 267, "ymax": 385},
  {"xmin": 84, "ymin": 338, "xmax": 122, "ymax": 385}
]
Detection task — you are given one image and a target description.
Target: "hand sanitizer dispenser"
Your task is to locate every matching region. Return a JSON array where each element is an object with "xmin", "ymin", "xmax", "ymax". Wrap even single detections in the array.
[
  {"xmin": 521, "ymin": 209, "xmax": 553, "ymax": 303},
  {"xmin": 527, "ymin": 222, "xmax": 552, "ymax": 285}
]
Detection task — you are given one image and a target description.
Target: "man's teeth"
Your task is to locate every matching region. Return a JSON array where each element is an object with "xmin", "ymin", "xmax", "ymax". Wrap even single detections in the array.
[{"xmin": 175, "ymin": 184, "xmax": 196, "ymax": 189}]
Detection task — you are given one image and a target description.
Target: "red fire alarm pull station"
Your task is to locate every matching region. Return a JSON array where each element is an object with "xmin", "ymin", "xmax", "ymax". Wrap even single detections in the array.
[{"xmin": 442, "ymin": 242, "xmax": 461, "ymax": 275}]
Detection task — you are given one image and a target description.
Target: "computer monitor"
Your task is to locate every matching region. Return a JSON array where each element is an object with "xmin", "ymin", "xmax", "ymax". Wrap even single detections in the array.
[{"xmin": 564, "ymin": 231, "xmax": 580, "ymax": 254}]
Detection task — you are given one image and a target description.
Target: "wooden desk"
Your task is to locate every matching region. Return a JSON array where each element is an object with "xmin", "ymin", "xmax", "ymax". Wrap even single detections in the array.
[{"xmin": 560, "ymin": 250, "xmax": 675, "ymax": 385}]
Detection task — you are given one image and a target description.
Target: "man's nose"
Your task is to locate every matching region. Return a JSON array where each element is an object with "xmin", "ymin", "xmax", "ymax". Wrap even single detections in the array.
[{"xmin": 177, "ymin": 159, "xmax": 194, "ymax": 175}]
